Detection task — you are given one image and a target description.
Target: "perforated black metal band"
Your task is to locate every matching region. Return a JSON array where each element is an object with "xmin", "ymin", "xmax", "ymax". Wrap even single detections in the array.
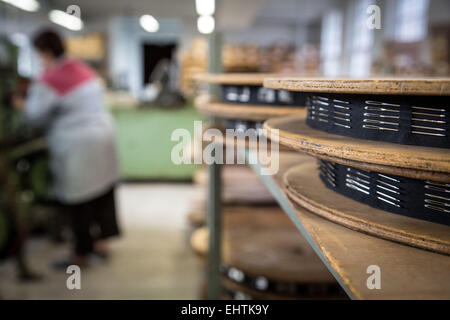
[
  {"xmin": 318, "ymin": 160, "xmax": 450, "ymax": 226},
  {"xmin": 306, "ymin": 93, "xmax": 450, "ymax": 148},
  {"xmin": 221, "ymin": 265, "xmax": 343, "ymax": 298},
  {"xmin": 225, "ymin": 119, "xmax": 263, "ymax": 135},
  {"xmin": 220, "ymin": 84, "xmax": 308, "ymax": 106}
]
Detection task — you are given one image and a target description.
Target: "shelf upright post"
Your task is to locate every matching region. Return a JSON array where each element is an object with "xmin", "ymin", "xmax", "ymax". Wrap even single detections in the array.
[{"xmin": 206, "ymin": 29, "xmax": 223, "ymax": 300}]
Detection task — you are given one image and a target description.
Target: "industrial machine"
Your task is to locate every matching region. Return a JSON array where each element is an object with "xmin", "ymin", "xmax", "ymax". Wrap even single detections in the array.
[{"xmin": 0, "ymin": 37, "xmax": 52, "ymax": 279}]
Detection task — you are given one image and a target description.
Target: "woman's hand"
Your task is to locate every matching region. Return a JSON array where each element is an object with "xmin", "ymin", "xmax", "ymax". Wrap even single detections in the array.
[{"xmin": 12, "ymin": 94, "xmax": 26, "ymax": 111}]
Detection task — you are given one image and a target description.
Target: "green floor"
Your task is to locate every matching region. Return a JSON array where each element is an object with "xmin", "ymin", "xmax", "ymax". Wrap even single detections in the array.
[{"xmin": 111, "ymin": 103, "xmax": 202, "ymax": 181}]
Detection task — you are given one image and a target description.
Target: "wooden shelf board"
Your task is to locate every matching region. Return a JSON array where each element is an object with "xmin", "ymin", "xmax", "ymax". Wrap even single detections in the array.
[{"xmin": 247, "ymin": 151, "xmax": 450, "ymax": 299}]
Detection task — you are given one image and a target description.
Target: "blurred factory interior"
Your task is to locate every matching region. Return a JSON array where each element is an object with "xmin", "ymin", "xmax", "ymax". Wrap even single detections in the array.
[{"xmin": 0, "ymin": 0, "xmax": 449, "ymax": 300}]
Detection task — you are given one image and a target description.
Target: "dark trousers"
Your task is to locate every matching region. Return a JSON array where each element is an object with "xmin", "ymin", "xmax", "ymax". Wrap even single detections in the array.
[{"xmin": 66, "ymin": 187, "xmax": 120, "ymax": 256}]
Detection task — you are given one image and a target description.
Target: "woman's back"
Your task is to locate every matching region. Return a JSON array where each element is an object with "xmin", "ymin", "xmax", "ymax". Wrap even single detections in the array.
[{"xmin": 25, "ymin": 58, "xmax": 118, "ymax": 204}]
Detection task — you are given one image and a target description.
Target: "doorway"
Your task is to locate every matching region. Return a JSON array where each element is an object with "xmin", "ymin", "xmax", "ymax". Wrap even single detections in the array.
[{"xmin": 142, "ymin": 43, "xmax": 177, "ymax": 85}]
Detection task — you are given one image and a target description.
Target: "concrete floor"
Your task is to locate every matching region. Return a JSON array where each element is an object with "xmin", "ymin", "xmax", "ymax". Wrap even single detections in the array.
[{"xmin": 0, "ymin": 183, "xmax": 205, "ymax": 300}]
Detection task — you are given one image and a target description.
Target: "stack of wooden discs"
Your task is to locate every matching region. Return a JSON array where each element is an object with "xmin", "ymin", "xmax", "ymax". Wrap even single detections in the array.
[
  {"xmin": 189, "ymin": 72, "xmax": 308, "ymax": 228},
  {"xmin": 263, "ymin": 77, "xmax": 450, "ymax": 255},
  {"xmin": 189, "ymin": 73, "xmax": 348, "ymax": 299},
  {"xmin": 190, "ymin": 207, "xmax": 345, "ymax": 299}
]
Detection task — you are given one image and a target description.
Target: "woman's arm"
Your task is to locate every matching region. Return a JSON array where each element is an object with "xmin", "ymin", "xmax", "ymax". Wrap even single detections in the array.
[{"xmin": 23, "ymin": 82, "xmax": 59, "ymax": 129}]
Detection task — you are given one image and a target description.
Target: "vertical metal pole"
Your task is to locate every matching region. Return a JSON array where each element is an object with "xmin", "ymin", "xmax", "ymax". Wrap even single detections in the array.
[
  {"xmin": 206, "ymin": 30, "xmax": 223, "ymax": 300},
  {"xmin": 206, "ymin": 155, "xmax": 222, "ymax": 299}
]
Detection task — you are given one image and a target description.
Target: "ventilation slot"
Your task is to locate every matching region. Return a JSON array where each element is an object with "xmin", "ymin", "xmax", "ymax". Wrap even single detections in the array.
[
  {"xmin": 375, "ymin": 174, "xmax": 402, "ymax": 208},
  {"xmin": 309, "ymin": 96, "xmax": 330, "ymax": 124},
  {"xmin": 411, "ymin": 106, "xmax": 447, "ymax": 137},
  {"xmin": 424, "ymin": 181, "xmax": 450, "ymax": 214},
  {"xmin": 363, "ymin": 100, "xmax": 400, "ymax": 132},
  {"xmin": 332, "ymin": 98, "xmax": 351, "ymax": 129},
  {"xmin": 345, "ymin": 167, "xmax": 371, "ymax": 195}
]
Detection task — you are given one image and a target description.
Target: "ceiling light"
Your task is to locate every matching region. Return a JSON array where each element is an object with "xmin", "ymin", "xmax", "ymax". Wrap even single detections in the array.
[
  {"xmin": 195, "ymin": 0, "xmax": 215, "ymax": 16},
  {"xmin": 197, "ymin": 15, "xmax": 215, "ymax": 34},
  {"xmin": 140, "ymin": 15, "xmax": 159, "ymax": 33},
  {"xmin": 1, "ymin": 0, "xmax": 40, "ymax": 12},
  {"xmin": 49, "ymin": 10, "xmax": 83, "ymax": 31}
]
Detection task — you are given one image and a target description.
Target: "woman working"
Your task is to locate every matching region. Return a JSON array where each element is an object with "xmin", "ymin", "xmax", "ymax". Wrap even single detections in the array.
[{"xmin": 14, "ymin": 29, "xmax": 120, "ymax": 269}]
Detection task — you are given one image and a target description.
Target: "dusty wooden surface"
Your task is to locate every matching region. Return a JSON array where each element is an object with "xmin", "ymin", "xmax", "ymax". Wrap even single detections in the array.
[
  {"xmin": 195, "ymin": 95, "xmax": 306, "ymax": 121},
  {"xmin": 284, "ymin": 160, "xmax": 450, "ymax": 255},
  {"xmin": 264, "ymin": 77, "xmax": 450, "ymax": 95},
  {"xmin": 264, "ymin": 115, "xmax": 450, "ymax": 180},
  {"xmin": 258, "ymin": 152, "xmax": 450, "ymax": 299}
]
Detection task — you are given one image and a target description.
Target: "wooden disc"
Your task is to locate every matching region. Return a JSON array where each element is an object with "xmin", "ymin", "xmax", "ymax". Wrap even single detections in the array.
[
  {"xmin": 223, "ymin": 223, "xmax": 334, "ymax": 283},
  {"xmin": 193, "ymin": 166, "xmax": 275, "ymax": 204},
  {"xmin": 264, "ymin": 115, "xmax": 450, "ymax": 181},
  {"xmin": 194, "ymin": 165, "xmax": 266, "ymax": 187},
  {"xmin": 187, "ymin": 196, "xmax": 206, "ymax": 227},
  {"xmin": 195, "ymin": 95, "xmax": 306, "ymax": 121},
  {"xmin": 201, "ymin": 126, "xmax": 289, "ymax": 152},
  {"xmin": 255, "ymin": 152, "xmax": 450, "ymax": 299},
  {"xmin": 194, "ymin": 73, "xmax": 278, "ymax": 85},
  {"xmin": 190, "ymin": 226, "xmax": 209, "ymax": 256},
  {"xmin": 222, "ymin": 207, "xmax": 334, "ymax": 283},
  {"xmin": 190, "ymin": 206, "xmax": 335, "ymax": 283},
  {"xmin": 189, "ymin": 206, "xmax": 285, "ymax": 249},
  {"xmin": 264, "ymin": 77, "xmax": 450, "ymax": 96},
  {"xmin": 187, "ymin": 209, "xmax": 205, "ymax": 227},
  {"xmin": 283, "ymin": 160, "xmax": 450, "ymax": 255},
  {"xmin": 186, "ymin": 193, "xmax": 276, "ymax": 227}
]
